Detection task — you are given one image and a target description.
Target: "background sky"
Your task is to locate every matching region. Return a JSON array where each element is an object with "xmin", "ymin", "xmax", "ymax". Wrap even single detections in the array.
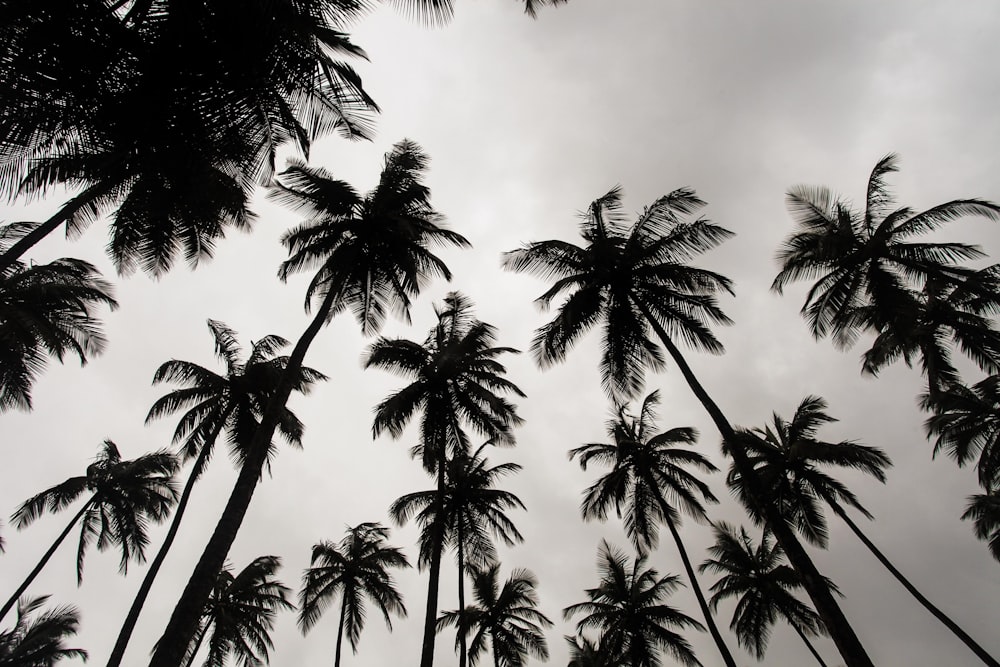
[{"xmin": 2, "ymin": 1, "xmax": 1000, "ymax": 665}]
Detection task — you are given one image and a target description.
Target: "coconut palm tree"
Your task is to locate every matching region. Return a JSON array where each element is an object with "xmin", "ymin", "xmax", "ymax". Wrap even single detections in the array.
[
  {"xmin": 922, "ymin": 375, "xmax": 1000, "ymax": 491},
  {"xmin": 151, "ymin": 140, "xmax": 466, "ymax": 666},
  {"xmin": 730, "ymin": 395, "xmax": 999, "ymax": 667},
  {"xmin": 0, "ymin": 596, "xmax": 87, "ymax": 666},
  {"xmin": 699, "ymin": 522, "xmax": 829, "ymax": 665},
  {"xmin": 563, "ymin": 540, "xmax": 703, "ymax": 667},
  {"xmin": 503, "ymin": 187, "xmax": 872, "ymax": 666},
  {"xmin": 772, "ymin": 153, "xmax": 1000, "ymax": 354},
  {"xmin": 962, "ymin": 491, "xmax": 1000, "ymax": 563},
  {"xmin": 437, "ymin": 564, "xmax": 552, "ymax": 667},
  {"xmin": 0, "ymin": 0, "xmax": 379, "ymax": 276},
  {"xmin": 368, "ymin": 293, "xmax": 524, "ymax": 667},
  {"xmin": 0, "ymin": 249, "xmax": 118, "ymax": 412},
  {"xmin": 298, "ymin": 522, "xmax": 410, "ymax": 667},
  {"xmin": 1, "ymin": 440, "xmax": 177, "ymax": 623},
  {"xmin": 106, "ymin": 321, "xmax": 325, "ymax": 667},
  {"xmin": 389, "ymin": 440, "xmax": 525, "ymax": 667},
  {"xmin": 569, "ymin": 390, "xmax": 734, "ymax": 667},
  {"xmin": 564, "ymin": 634, "xmax": 615, "ymax": 667},
  {"xmin": 182, "ymin": 556, "xmax": 293, "ymax": 667}
]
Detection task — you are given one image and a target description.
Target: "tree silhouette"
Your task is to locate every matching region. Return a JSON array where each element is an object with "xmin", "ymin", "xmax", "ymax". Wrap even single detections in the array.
[
  {"xmin": 563, "ymin": 540, "xmax": 703, "ymax": 667},
  {"xmin": 569, "ymin": 390, "xmax": 734, "ymax": 666},
  {"xmin": 962, "ymin": 491, "xmax": 1000, "ymax": 563},
  {"xmin": 298, "ymin": 523, "xmax": 410, "ymax": 667},
  {"xmin": 1, "ymin": 440, "xmax": 177, "ymax": 623},
  {"xmin": 0, "ymin": 596, "xmax": 87, "ymax": 666},
  {"xmin": 923, "ymin": 375, "xmax": 1000, "ymax": 491}
]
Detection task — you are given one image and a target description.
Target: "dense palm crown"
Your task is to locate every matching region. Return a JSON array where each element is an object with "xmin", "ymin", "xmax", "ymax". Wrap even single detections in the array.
[
  {"xmin": 298, "ymin": 522, "xmax": 410, "ymax": 666},
  {"xmin": 185, "ymin": 556, "xmax": 293, "ymax": 667},
  {"xmin": 698, "ymin": 522, "xmax": 826, "ymax": 661},
  {"xmin": 0, "ymin": 596, "xmax": 87, "ymax": 666},
  {"xmin": 772, "ymin": 153, "xmax": 1000, "ymax": 352},
  {"xmin": 502, "ymin": 186, "xmax": 733, "ymax": 400},
  {"xmin": 563, "ymin": 541, "xmax": 704, "ymax": 667},
  {"xmin": 0, "ymin": 251, "xmax": 117, "ymax": 412},
  {"xmin": 922, "ymin": 374, "xmax": 1000, "ymax": 490},
  {"xmin": 438, "ymin": 565, "xmax": 553, "ymax": 667}
]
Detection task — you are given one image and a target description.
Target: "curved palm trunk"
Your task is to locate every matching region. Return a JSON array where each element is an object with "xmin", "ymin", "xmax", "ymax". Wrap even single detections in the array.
[
  {"xmin": 650, "ymin": 490, "xmax": 737, "ymax": 667},
  {"xmin": 0, "ymin": 179, "xmax": 118, "ymax": 274},
  {"xmin": 107, "ymin": 418, "xmax": 227, "ymax": 667},
  {"xmin": 419, "ymin": 467, "xmax": 448, "ymax": 667},
  {"xmin": 149, "ymin": 288, "xmax": 340, "ymax": 667},
  {"xmin": 0, "ymin": 500, "xmax": 92, "ymax": 622},
  {"xmin": 636, "ymin": 302, "xmax": 874, "ymax": 667},
  {"xmin": 791, "ymin": 623, "xmax": 830, "ymax": 667},
  {"xmin": 335, "ymin": 593, "xmax": 347, "ymax": 667},
  {"xmin": 831, "ymin": 503, "xmax": 999, "ymax": 667},
  {"xmin": 457, "ymin": 521, "xmax": 468, "ymax": 667}
]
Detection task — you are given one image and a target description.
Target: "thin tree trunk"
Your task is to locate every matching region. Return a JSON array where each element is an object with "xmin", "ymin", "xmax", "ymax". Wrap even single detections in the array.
[
  {"xmin": 0, "ymin": 180, "xmax": 117, "ymax": 274},
  {"xmin": 0, "ymin": 501, "xmax": 92, "ymax": 622},
  {"xmin": 636, "ymin": 301, "xmax": 874, "ymax": 667},
  {"xmin": 457, "ymin": 521, "xmax": 467, "ymax": 667},
  {"xmin": 149, "ymin": 288, "xmax": 340, "ymax": 667},
  {"xmin": 791, "ymin": 622, "xmax": 830, "ymax": 667},
  {"xmin": 832, "ymin": 503, "xmax": 1000, "ymax": 667},
  {"xmin": 419, "ymin": 465, "xmax": 447, "ymax": 667},
  {"xmin": 335, "ymin": 593, "xmax": 347, "ymax": 667},
  {"xmin": 107, "ymin": 419, "xmax": 227, "ymax": 667},
  {"xmin": 652, "ymin": 491, "xmax": 737, "ymax": 667}
]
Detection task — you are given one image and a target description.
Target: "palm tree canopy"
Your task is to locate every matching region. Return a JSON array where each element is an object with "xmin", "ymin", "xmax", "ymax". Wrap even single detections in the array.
[
  {"xmin": 772, "ymin": 153, "xmax": 1000, "ymax": 350},
  {"xmin": 961, "ymin": 491, "xmax": 1000, "ymax": 563},
  {"xmin": 563, "ymin": 541, "xmax": 704, "ymax": 667},
  {"xmin": 565, "ymin": 633, "xmax": 617, "ymax": 667},
  {"xmin": 366, "ymin": 292, "xmax": 525, "ymax": 471},
  {"xmin": 922, "ymin": 375, "xmax": 1000, "ymax": 489},
  {"xmin": 571, "ymin": 390, "xmax": 718, "ymax": 553},
  {"xmin": 699, "ymin": 522, "xmax": 826, "ymax": 659},
  {"xmin": 274, "ymin": 140, "xmax": 470, "ymax": 336},
  {"xmin": 502, "ymin": 186, "xmax": 734, "ymax": 400},
  {"xmin": 11, "ymin": 439, "xmax": 178, "ymax": 582},
  {"xmin": 438, "ymin": 564, "xmax": 552, "ymax": 667},
  {"xmin": 727, "ymin": 396, "xmax": 892, "ymax": 548},
  {"xmin": 0, "ymin": 595, "xmax": 87, "ymax": 666},
  {"xmin": 145, "ymin": 319, "xmax": 326, "ymax": 470},
  {"xmin": 0, "ymin": 252, "xmax": 117, "ymax": 412},
  {"xmin": 298, "ymin": 522, "xmax": 410, "ymax": 650},
  {"xmin": 189, "ymin": 556, "xmax": 293, "ymax": 667}
]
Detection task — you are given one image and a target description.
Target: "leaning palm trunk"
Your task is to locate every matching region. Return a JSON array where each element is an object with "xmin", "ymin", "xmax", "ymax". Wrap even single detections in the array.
[
  {"xmin": 791, "ymin": 623, "xmax": 830, "ymax": 667},
  {"xmin": 107, "ymin": 419, "xmax": 226, "ymax": 667},
  {"xmin": 830, "ymin": 503, "xmax": 999, "ymax": 667},
  {"xmin": 149, "ymin": 288, "xmax": 339, "ymax": 666},
  {"xmin": 419, "ymin": 468, "xmax": 448, "ymax": 667},
  {"xmin": 335, "ymin": 594, "xmax": 347, "ymax": 667},
  {"xmin": 650, "ymin": 489, "xmax": 737, "ymax": 667},
  {"xmin": 636, "ymin": 302, "xmax": 874, "ymax": 667},
  {"xmin": 0, "ymin": 501, "xmax": 92, "ymax": 622},
  {"xmin": 456, "ymin": 522, "xmax": 468, "ymax": 667}
]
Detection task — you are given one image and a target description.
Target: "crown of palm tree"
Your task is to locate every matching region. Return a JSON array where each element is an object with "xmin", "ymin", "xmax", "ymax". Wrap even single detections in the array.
[
  {"xmin": 0, "ymin": 595, "xmax": 87, "ymax": 666},
  {"xmin": 922, "ymin": 375, "xmax": 1000, "ymax": 490},
  {"xmin": 962, "ymin": 491, "xmax": 1000, "ymax": 562},
  {"xmin": 502, "ymin": 185, "xmax": 733, "ymax": 400}
]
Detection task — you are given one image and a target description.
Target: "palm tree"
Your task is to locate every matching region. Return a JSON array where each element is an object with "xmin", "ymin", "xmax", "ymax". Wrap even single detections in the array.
[
  {"xmin": 1, "ymin": 440, "xmax": 177, "ymax": 623},
  {"xmin": 0, "ymin": 596, "xmax": 87, "ymax": 666},
  {"xmin": 772, "ymin": 153, "xmax": 1000, "ymax": 357},
  {"xmin": 182, "ymin": 556, "xmax": 293, "ymax": 667},
  {"xmin": 0, "ymin": 0, "xmax": 379, "ymax": 276},
  {"xmin": 502, "ymin": 187, "xmax": 872, "ymax": 666},
  {"xmin": 389, "ymin": 440, "xmax": 526, "ymax": 667},
  {"xmin": 565, "ymin": 634, "xmax": 615, "ymax": 667},
  {"xmin": 298, "ymin": 522, "xmax": 410, "ymax": 667},
  {"xmin": 730, "ymin": 395, "xmax": 999, "ymax": 667},
  {"xmin": 0, "ymin": 250, "xmax": 118, "ymax": 412},
  {"xmin": 569, "ymin": 390, "xmax": 734, "ymax": 667},
  {"xmin": 150, "ymin": 140, "xmax": 466, "ymax": 666},
  {"xmin": 922, "ymin": 375, "xmax": 1000, "ymax": 491},
  {"xmin": 962, "ymin": 491, "xmax": 1000, "ymax": 563},
  {"xmin": 106, "ymin": 321, "xmax": 325, "ymax": 667},
  {"xmin": 368, "ymin": 293, "xmax": 524, "ymax": 667},
  {"xmin": 438, "ymin": 564, "xmax": 552, "ymax": 667},
  {"xmin": 563, "ymin": 540, "xmax": 703, "ymax": 667},
  {"xmin": 698, "ymin": 522, "xmax": 829, "ymax": 665}
]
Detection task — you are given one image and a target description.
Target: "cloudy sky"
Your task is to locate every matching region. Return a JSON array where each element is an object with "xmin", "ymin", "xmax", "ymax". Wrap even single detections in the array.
[{"xmin": 3, "ymin": 1, "xmax": 1000, "ymax": 665}]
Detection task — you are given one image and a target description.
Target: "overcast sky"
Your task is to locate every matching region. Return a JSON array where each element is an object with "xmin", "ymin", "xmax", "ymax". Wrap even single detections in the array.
[{"xmin": 2, "ymin": 1, "xmax": 1000, "ymax": 666}]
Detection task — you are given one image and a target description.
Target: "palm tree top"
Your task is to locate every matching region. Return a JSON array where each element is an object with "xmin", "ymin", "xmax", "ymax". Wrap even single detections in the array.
[{"xmin": 0, "ymin": 595, "xmax": 88, "ymax": 665}]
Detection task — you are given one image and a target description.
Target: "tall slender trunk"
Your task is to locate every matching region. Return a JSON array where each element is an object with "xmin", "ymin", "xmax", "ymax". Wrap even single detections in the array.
[
  {"xmin": 106, "ymin": 418, "xmax": 227, "ymax": 667},
  {"xmin": 651, "ymin": 490, "xmax": 737, "ymax": 667},
  {"xmin": 0, "ymin": 501, "xmax": 92, "ymax": 622},
  {"xmin": 419, "ymin": 466, "xmax": 447, "ymax": 667},
  {"xmin": 334, "ymin": 593, "xmax": 347, "ymax": 667},
  {"xmin": 636, "ymin": 301, "xmax": 874, "ymax": 667},
  {"xmin": 831, "ymin": 503, "xmax": 1000, "ymax": 667},
  {"xmin": 0, "ymin": 179, "xmax": 119, "ymax": 274},
  {"xmin": 457, "ymin": 521, "xmax": 467, "ymax": 667},
  {"xmin": 791, "ymin": 622, "xmax": 830, "ymax": 667},
  {"xmin": 149, "ymin": 288, "xmax": 340, "ymax": 667}
]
